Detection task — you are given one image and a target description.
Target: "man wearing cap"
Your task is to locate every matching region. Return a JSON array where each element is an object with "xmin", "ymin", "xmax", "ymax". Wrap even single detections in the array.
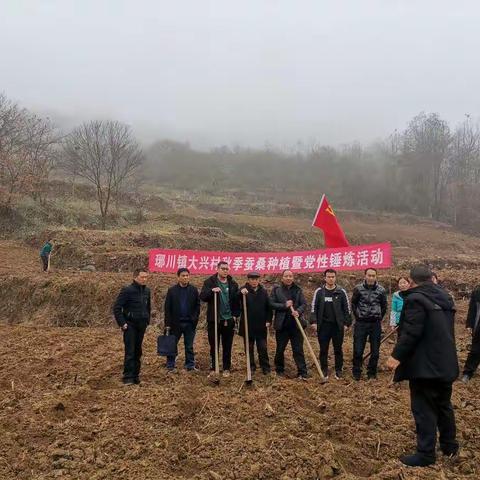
[{"xmin": 239, "ymin": 272, "xmax": 273, "ymax": 375}]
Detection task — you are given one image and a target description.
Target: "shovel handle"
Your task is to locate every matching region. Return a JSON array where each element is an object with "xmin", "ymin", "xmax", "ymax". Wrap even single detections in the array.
[{"xmin": 290, "ymin": 306, "xmax": 326, "ymax": 382}]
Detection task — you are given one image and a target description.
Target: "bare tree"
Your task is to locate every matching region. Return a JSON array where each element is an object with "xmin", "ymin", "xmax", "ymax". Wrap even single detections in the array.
[
  {"xmin": 0, "ymin": 94, "xmax": 58, "ymax": 206},
  {"xmin": 400, "ymin": 112, "xmax": 451, "ymax": 219},
  {"xmin": 62, "ymin": 120, "xmax": 143, "ymax": 229}
]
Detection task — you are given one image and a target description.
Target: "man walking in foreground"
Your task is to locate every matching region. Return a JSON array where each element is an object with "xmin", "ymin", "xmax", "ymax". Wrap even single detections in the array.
[
  {"xmin": 311, "ymin": 269, "xmax": 351, "ymax": 379},
  {"xmin": 164, "ymin": 268, "xmax": 200, "ymax": 372},
  {"xmin": 200, "ymin": 261, "xmax": 240, "ymax": 377},
  {"xmin": 113, "ymin": 268, "xmax": 151, "ymax": 385},
  {"xmin": 351, "ymin": 268, "xmax": 387, "ymax": 380},
  {"xmin": 386, "ymin": 264, "xmax": 459, "ymax": 467}
]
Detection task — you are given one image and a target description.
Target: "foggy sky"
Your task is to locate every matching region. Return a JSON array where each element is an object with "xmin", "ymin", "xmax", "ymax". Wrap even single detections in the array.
[{"xmin": 1, "ymin": 0, "xmax": 480, "ymax": 149}]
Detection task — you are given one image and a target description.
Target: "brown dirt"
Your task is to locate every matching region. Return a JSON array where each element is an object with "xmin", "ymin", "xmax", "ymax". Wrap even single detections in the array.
[
  {"xmin": 1, "ymin": 324, "xmax": 479, "ymax": 480},
  {"xmin": 2, "ymin": 206, "xmax": 480, "ymax": 479}
]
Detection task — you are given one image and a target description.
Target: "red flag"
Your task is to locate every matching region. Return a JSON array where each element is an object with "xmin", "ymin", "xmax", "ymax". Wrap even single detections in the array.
[{"xmin": 312, "ymin": 195, "xmax": 349, "ymax": 248}]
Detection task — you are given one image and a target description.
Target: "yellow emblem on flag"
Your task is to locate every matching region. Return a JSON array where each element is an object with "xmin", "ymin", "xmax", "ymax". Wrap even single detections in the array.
[{"xmin": 326, "ymin": 205, "xmax": 335, "ymax": 216}]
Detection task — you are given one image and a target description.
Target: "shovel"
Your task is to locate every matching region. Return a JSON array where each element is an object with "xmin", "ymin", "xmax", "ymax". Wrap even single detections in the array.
[
  {"xmin": 242, "ymin": 294, "xmax": 253, "ymax": 385},
  {"xmin": 291, "ymin": 306, "xmax": 327, "ymax": 383},
  {"xmin": 210, "ymin": 291, "xmax": 220, "ymax": 385}
]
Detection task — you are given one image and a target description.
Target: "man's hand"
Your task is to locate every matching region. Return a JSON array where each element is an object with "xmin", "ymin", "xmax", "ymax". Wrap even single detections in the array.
[
  {"xmin": 386, "ymin": 356, "xmax": 400, "ymax": 370},
  {"xmin": 241, "ymin": 288, "xmax": 248, "ymax": 295},
  {"xmin": 467, "ymin": 327, "xmax": 473, "ymax": 335},
  {"xmin": 286, "ymin": 300, "xmax": 293, "ymax": 308},
  {"xmin": 212, "ymin": 287, "xmax": 221, "ymax": 293},
  {"xmin": 291, "ymin": 310, "xmax": 299, "ymax": 318},
  {"xmin": 121, "ymin": 323, "xmax": 128, "ymax": 331},
  {"xmin": 344, "ymin": 325, "xmax": 350, "ymax": 333},
  {"xmin": 311, "ymin": 323, "xmax": 318, "ymax": 333},
  {"xmin": 266, "ymin": 323, "xmax": 271, "ymax": 328}
]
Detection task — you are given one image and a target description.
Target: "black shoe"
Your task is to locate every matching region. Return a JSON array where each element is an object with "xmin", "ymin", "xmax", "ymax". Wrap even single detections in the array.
[
  {"xmin": 461, "ymin": 374, "xmax": 471, "ymax": 383},
  {"xmin": 133, "ymin": 378, "xmax": 140, "ymax": 385},
  {"xmin": 353, "ymin": 373, "xmax": 361, "ymax": 381},
  {"xmin": 298, "ymin": 374, "xmax": 309, "ymax": 381},
  {"xmin": 262, "ymin": 369, "xmax": 271, "ymax": 375},
  {"xmin": 334, "ymin": 371, "xmax": 342, "ymax": 380},
  {"xmin": 321, "ymin": 369, "xmax": 329, "ymax": 380},
  {"xmin": 367, "ymin": 374, "xmax": 377, "ymax": 380},
  {"xmin": 122, "ymin": 379, "xmax": 135, "ymax": 385},
  {"xmin": 275, "ymin": 371, "xmax": 286, "ymax": 378},
  {"xmin": 441, "ymin": 445, "xmax": 459, "ymax": 457},
  {"xmin": 399, "ymin": 453, "xmax": 435, "ymax": 467}
]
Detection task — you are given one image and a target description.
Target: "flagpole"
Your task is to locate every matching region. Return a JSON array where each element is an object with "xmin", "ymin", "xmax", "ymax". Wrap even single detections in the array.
[{"xmin": 312, "ymin": 194, "xmax": 325, "ymax": 227}]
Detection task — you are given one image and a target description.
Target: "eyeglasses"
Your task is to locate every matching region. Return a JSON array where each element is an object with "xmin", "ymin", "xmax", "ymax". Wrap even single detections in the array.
[{"xmin": 219, "ymin": 267, "xmax": 229, "ymax": 271}]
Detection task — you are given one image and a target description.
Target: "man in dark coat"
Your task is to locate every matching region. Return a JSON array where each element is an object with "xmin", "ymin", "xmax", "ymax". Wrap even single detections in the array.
[
  {"xmin": 351, "ymin": 268, "xmax": 388, "ymax": 380},
  {"xmin": 200, "ymin": 261, "xmax": 240, "ymax": 377},
  {"xmin": 113, "ymin": 268, "xmax": 151, "ymax": 385},
  {"xmin": 271, "ymin": 270, "xmax": 308, "ymax": 380},
  {"xmin": 461, "ymin": 286, "xmax": 480, "ymax": 382},
  {"xmin": 386, "ymin": 264, "xmax": 459, "ymax": 467},
  {"xmin": 239, "ymin": 272, "xmax": 273, "ymax": 375},
  {"xmin": 311, "ymin": 268, "xmax": 352, "ymax": 379},
  {"xmin": 164, "ymin": 268, "xmax": 200, "ymax": 372}
]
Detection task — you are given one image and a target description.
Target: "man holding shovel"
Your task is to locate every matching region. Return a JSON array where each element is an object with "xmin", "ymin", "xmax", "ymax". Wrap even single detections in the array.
[
  {"xmin": 200, "ymin": 261, "xmax": 240, "ymax": 378},
  {"xmin": 40, "ymin": 239, "xmax": 53, "ymax": 272},
  {"xmin": 239, "ymin": 272, "xmax": 273, "ymax": 377},
  {"xmin": 271, "ymin": 270, "xmax": 308, "ymax": 380}
]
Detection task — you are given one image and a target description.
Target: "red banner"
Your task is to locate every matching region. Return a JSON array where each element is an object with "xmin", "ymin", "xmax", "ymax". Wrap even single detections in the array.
[{"xmin": 149, "ymin": 243, "xmax": 391, "ymax": 274}]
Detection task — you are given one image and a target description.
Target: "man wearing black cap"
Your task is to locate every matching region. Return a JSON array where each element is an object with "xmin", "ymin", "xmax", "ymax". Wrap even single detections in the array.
[
  {"xmin": 239, "ymin": 272, "xmax": 273, "ymax": 375},
  {"xmin": 386, "ymin": 264, "xmax": 459, "ymax": 467}
]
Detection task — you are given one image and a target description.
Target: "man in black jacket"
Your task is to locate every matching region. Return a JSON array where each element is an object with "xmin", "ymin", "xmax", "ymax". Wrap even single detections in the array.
[
  {"xmin": 200, "ymin": 261, "xmax": 240, "ymax": 377},
  {"xmin": 113, "ymin": 268, "xmax": 151, "ymax": 385},
  {"xmin": 386, "ymin": 264, "xmax": 459, "ymax": 467},
  {"xmin": 311, "ymin": 269, "xmax": 352, "ymax": 379},
  {"xmin": 351, "ymin": 268, "xmax": 387, "ymax": 380},
  {"xmin": 271, "ymin": 270, "xmax": 308, "ymax": 380},
  {"xmin": 164, "ymin": 268, "xmax": 200, "ymax": 372},
  {"xmin": 461, "ymin": 286, "xmax": 480, "ymax": 382},
  {"xmin": 239, "ymin": 272, "xmax": 273, "ymax": 375}
]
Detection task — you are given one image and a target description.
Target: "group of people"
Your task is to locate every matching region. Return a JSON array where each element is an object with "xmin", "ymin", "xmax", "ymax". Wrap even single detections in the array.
[
  {"xmin": 112, "ymin": 261, "xmax": 480, "ymax": 468},
  {"xmin": 113, "ymin": 262, "xmax": 398, "ymax": 383}
]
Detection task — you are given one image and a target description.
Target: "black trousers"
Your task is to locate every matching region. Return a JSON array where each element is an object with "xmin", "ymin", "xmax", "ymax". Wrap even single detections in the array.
[
  {"xmin": 207, "ymin": 319, "xmax": 235, "ymax": 371},
  {"xmin": 274, "ymin": 327, "xmax": 307, "ymax": 376},
  {"xmin": 463, "ymin": 328, "xmax": 480, "ymax": 377},
  {"xmin": 318, "ymin": 321, "xmax": 344, "ymax": 373},
  {"xmin": 40, "ymin": 254, "xmax": 49, "ymax": 271},
  {"xmin": 409, "ymin": 380, "xmax": 458, "ymax": 458},
  {"xmin": 352, "ymin": 321, "xmax": 381, "ymax": 377},
  {"xmin": 123, "ymin": 322, "xmax": 147, "ymax": 381},
  {"xmin": 243, "ymin": 335, "xmax": 270, "ymax": 372}
]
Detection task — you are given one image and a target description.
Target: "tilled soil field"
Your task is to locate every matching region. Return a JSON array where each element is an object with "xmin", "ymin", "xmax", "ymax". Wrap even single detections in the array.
[
  {"xmin": 2, "ymin": 205, "xmax": 480, "ymax": 480},
  {"xmin": 0, "ymin": 322, "xmax": 478, "ymax": 480}
]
